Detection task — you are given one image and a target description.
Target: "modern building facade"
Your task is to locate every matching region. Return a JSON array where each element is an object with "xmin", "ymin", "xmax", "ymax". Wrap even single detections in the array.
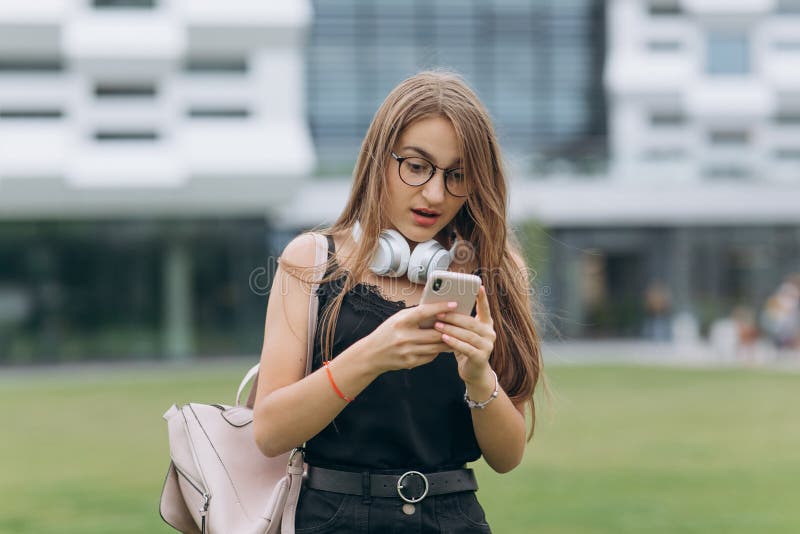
[
  {"xmin": 606, "ymin": 0, "xmax": 800, "ymax": 183},
  {"xmin": 0, "ymin": 0, "xmax": 313, "ymax": 362},
  {"xmin": 307, "ymin": 0, "xmax": 607, "ymax": 175},
  {"xmin": 2, "ymin": 0, "xmax": 800, "ymax": 363}
]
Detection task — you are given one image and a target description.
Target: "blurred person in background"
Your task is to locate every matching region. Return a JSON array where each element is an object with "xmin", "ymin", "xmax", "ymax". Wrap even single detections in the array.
[
  {"xmin": 642, "ymin": 280, "xmax": 672, "ymax": 342},
  {"xmin": 253, "ymin": 71, "xmax": 546, "ymax": 533},
  {"xmin": 760, "ymin": 274, "xmax": 800, "ymax": 352}
]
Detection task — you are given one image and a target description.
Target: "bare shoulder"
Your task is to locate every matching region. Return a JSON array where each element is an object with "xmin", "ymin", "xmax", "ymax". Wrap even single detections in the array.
[{"xmin": 279, "ymin": 232, "xmax": 325, "ymax": 272}]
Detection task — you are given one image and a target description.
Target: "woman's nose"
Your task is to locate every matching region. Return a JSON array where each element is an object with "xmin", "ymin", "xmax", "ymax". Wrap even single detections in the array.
[{"xmin": 422, "ymin": 168, "xmax": 447, "ymax": 203}]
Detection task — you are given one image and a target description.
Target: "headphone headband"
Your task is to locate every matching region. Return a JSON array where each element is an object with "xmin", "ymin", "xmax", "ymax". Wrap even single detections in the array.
[{"xmin": 351, "ymin": 220, "xmax": 465, "ymax": 285}]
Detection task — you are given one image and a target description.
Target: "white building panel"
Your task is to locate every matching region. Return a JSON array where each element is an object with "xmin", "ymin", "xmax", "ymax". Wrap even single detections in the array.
[{"xmin": 0, "ymin": 0, "xmax": 314, "ymax": 217}]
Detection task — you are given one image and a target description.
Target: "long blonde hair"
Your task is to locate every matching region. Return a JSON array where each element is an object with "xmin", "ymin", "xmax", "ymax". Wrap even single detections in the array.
[{"xmin": 280, "ymin": 70, "xmax": 548, "ymax": 440}]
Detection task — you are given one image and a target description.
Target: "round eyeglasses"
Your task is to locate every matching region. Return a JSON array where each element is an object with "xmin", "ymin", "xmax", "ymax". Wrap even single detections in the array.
[{"xmin": 391, "ymin": 152, "xmax": 468, "ymax": 198}]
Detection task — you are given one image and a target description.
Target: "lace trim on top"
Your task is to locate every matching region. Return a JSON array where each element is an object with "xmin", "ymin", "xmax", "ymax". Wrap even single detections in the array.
[
  {"xmin": 348, "ymin": 282, "xmax": 411, "ymax": 319},
  {"xmin": 315, "ymin": 272, "xmax": 412, "ymax": 321}
]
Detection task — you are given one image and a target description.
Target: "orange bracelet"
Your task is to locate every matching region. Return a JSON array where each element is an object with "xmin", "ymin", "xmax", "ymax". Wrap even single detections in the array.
[{"xmin": 323, "ymin": 361, "xmax": 354, "ymax": 402}]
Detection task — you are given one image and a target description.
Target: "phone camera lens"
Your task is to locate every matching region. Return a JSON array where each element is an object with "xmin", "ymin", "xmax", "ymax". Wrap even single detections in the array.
[{"xmin": 433, "ymin": 278, "xmax": 442, "ymax": 291}]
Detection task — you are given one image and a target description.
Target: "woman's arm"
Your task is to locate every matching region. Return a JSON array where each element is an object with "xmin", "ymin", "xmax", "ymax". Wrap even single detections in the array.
[
  {"xmin": 465, "ymin": 370, "xmax": 527, "ymax": 473},
  {"xmin": 252, "ymin": 234, "xmax": 379, "ymax": 457}
]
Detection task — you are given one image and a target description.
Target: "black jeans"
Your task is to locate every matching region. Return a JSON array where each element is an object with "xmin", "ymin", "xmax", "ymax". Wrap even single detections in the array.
[{"xmin": 294, "ymin": 484, "xmax": 493, "ymax": 533}]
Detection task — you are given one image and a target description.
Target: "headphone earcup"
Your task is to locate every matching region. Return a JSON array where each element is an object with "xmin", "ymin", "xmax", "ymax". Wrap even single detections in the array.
[
  {"xmin": 407, "ymin": 240, "xmax": 452, "ymax": 285},
  {"xmin": 370, "ymin": 229, "xmax": 410, "ymax": 277}
]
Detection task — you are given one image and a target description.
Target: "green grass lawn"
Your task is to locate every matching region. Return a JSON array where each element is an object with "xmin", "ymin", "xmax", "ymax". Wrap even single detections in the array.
[{"xmin": 1, "ymin": 362, "xmax": 798, "ymax": 533}]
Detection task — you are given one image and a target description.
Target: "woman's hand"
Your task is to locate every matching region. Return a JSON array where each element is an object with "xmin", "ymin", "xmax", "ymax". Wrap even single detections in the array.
[
  {"xmin": 433, "ymin": 285, "xmax": 496, "ymax": 385},
  {"xmin": 364, "ymin": 300, "xmax": 458, "ymax": 373}
]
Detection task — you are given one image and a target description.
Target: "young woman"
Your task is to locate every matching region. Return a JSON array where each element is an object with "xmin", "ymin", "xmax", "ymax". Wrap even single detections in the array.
[{"xmin": 254, "ymin": 70, "xmax": 546, "ymax": 533}]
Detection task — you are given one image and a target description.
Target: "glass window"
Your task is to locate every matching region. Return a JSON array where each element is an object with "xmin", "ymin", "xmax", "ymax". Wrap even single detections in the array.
[
  {"xmin": 773, "ymin": 40, "xmax": 800, "ymax": 51},
  {"xmin": 775, "ymin": 111, "xmax": 800, "ymax": 124},
  {"xmin": 641, "ymin": 147, "xmax": 686, "ymax": 161},
  {"xmin": 649, "ymin": 111, "xmax": 686, "ymax": 126},
  {"xmin": 704, "ymin": 165, "xmax": 752, "ymax": 179},
  {"xmin": 647, "ymin": 40, "xmax": 683, "ymax": 52},
  {"xmin": 0, "ymin": 59, "xmax": 63, "ymax": 72},
  {"xmin": 776, "ymin": 0, "xmax": 800, "ymax": 13},
  {"xmin": 184, "ymin": 59, "xmax": 247, "ymax": 73},
  {"xmin": 707, "ymin": 32, "xmax": 750, "ymax": 75},
  {"xmin": 307, "ymin": 0, "xmax": 606, "ymax": 172},
  {"xmin": 187, "ymin": 108, "xmax": 250, "ymax": 119},
  {"xmin": 774, "ymin": 148, "xmax": 800, "ymax": 159},
  {"xmin": 0, "ymin": 109, "xmax": 63, "ymax": 120},
  {"xmin": 92, "ymin": 0, "xmax": 156, "ymax": 8},
  {"xmin": 94, "ymin": 131, "xmax": 159, "ymax": 142},
  {"xmin": 648, "ymin": 0, "xmax": 682, "ymax": 15},
  {"xmin": 709, "ymin": 129, "xmax": 750, "ymax": 145},
  {"xmin": 94, "ymin": 83, "xmax": 157, "ymax": 98}
]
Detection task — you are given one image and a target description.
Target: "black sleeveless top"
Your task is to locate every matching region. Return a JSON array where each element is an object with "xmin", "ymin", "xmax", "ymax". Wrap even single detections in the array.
[{"xmin": 303, "ymin": 234, "xmax": 482, "ymax": 474}]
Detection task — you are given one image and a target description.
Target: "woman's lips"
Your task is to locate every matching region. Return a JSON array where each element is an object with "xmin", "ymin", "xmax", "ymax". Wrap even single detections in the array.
[{"xmin": 411, "ymin": 208, "xmax": 440, "ymax": 227}]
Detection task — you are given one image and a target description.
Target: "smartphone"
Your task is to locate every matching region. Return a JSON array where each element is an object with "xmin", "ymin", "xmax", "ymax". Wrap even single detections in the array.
[{"xmin": 418, "ymin": 270, "xmax": 482, "ymax": 329}]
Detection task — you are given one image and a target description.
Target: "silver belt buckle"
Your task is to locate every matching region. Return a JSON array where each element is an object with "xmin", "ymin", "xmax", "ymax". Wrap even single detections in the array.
[{"xmin": 397, "ymin": 471, "xmax": 429, "ymax": 503}]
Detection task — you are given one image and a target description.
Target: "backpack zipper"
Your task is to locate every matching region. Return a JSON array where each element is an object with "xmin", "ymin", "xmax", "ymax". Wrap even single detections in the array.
[{"xmin": 173, "ymin": 463, "xmax": 211, "ymax": 533}]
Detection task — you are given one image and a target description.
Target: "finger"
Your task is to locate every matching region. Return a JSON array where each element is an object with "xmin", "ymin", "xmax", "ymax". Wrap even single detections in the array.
[
  {"xmin": 433, "ymin": 311, "xmax": 476, "ymax": 329},
  {"xmin": 413, "ymin": 329, "xmax": 455, "ymax": 345},
  {"xmin": 409, "ymin": 300, "xmax": 457, "ymax": 322},
  {"xmin": 441, "ymin": 333, "xmax": 480, "ymax": 357},
  {"xmin": 476, "ymin": 285, "xmax": 493, "ymax": 324},
  {"xmin": 435, "ymin": 322, "xmax": 491, "ymax": 352},
  {"xmin": 434, "ymin": 312, "xmax": 494, "ymax": 343}
]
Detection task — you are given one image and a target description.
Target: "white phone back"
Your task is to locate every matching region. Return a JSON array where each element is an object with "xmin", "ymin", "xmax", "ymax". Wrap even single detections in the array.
[{"xmin": 418, "ymin": 270, "xmax": 481, "ymax": 328}]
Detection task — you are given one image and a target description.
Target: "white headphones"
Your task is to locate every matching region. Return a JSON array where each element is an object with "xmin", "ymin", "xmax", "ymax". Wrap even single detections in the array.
[{"xmin": 351, "ymin": 220, "xmax": 465, "ymax": 285}]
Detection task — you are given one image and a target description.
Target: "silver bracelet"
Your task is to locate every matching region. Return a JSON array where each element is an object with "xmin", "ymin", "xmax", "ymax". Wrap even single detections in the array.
[{"xmin": 464, "ymin": 369, "xmax": 499, "ymax": 409}]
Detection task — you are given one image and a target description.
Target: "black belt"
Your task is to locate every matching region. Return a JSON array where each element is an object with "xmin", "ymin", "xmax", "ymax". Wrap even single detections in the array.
[{"xmin": 306, "ymin": 465, "xmax": 478, "ymax": 504}]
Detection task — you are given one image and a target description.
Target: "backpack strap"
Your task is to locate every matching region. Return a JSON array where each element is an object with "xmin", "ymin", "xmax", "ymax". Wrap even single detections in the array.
[{"xmin": 242, "ymin": 232, "xmax": 330, "ymax": 408}]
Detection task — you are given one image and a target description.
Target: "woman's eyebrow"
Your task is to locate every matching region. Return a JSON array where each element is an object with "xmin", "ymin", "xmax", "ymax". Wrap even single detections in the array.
[{"xmin": 401, "ymin": 145, "xmax": 462, "ymax": 168}]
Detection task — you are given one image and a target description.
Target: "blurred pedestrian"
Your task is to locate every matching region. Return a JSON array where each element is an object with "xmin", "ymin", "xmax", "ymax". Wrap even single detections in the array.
[
  {"xmin": 760, "ymin": 274, "xmax": 800, "ymax": 351},
  {"xmin": 642, "ymin": 280, "xmax": 672, "ymax": 341}
]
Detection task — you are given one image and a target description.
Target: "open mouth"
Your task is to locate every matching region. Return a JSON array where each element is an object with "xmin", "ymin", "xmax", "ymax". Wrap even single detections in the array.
[{"xmin": 411, "ymin": 209, "xmax": 440, "ymax": 219}]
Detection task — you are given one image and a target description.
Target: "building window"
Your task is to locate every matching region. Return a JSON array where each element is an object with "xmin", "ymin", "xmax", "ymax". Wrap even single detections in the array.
[
  {"xmin": 647, "ymin": 40, "xmax": 683, "ymax": 52},
  {"xmin": 709, "ymin": 129, "xmax": 750, "ymax": 145},
  {"xmin": 707, "ymin": 32, "xmax": 750, "ymax": 75},
  {"xmin": 0, "ymin": 60, "xmax": 63, "ymax": 72},
  {"xmin": 641, "ymin": 147, "xmax": 686, "ymax": 161},
  {"xmin": 307, "ymin": 0, "xmax": 608, "ymax": 172},
  {"xmin": 650, "ymin": 111, "xmax": 686, "ymax": 126},
  {"xmin": 773, "ymin": 40, "xmax": 800, "ymax": 51},
  {"xmin": 648, "ymin": 1, "xmax": 682, "ymax": 16},
  {"xmin": 94, "ymin": 83, "xmax": 157, "ymax": 99},
  {"xmin": 94, "ymin": 131, "xmax": 159, "ymax": 141},
  {"xmin": 776, "ymin": 0, "xmax": 800, "ymax": 13},
  {"xmin": 774, "ymin": 148, "xmax": 800, "ymax": 160},
  {"xmin": 775, "ymin": 111, "xmax": 800, "ymax": 124},
  {"xmin": 0, "ymin": 109, "xmax": 63, "ymax": 120},
  {"xmin": 187, "ymin": 108, "xmax": 250, "ymax": 119},
  {"xmin": 92, "ymin": 0, "xmax": 156, "ymax": 9},
  {"xmin": 704, "ymin": 165, "xmax": 752, "ymax": 179},
  {"xmin": 184, "ymin": 59, "xmax": 248, "ymax": 73}
]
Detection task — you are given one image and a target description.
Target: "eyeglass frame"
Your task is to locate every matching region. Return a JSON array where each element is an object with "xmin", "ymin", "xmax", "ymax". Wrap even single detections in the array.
[{"xmin": 390, "ymin": 151, "xmax": 468, "ymax": 198}]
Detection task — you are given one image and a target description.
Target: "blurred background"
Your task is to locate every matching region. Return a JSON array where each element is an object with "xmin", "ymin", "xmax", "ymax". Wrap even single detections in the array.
[
  {"xmin": 1, "ymin": 0, "xmax": 799, "ymax": 366},
  {"xmin": 1, "ymin": 2, "xmax": 799, "ymax": 534}
]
